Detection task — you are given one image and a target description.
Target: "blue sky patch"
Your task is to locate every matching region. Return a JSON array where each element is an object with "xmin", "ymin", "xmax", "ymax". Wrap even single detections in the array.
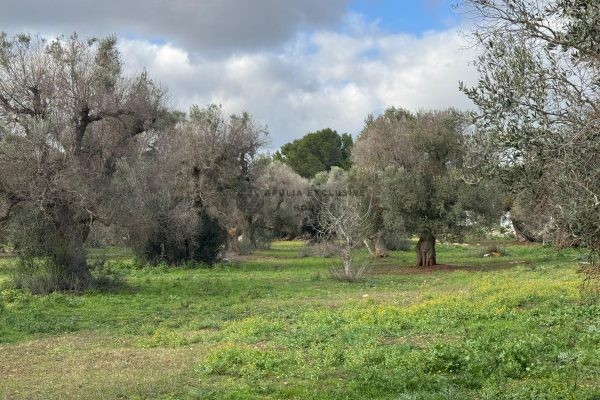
[{"xmin": 349, "ymin": 0, "xmax": 461, "ymax": 34}]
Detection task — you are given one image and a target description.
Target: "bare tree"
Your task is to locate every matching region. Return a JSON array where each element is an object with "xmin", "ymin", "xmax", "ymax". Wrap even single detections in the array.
[
  {"xmin": 0, "ymin": 33, "xmax": 165, "ymax": 291},
  {"xmin": 313, "ymin": 185, "xmax": 373, "ymax": 281}
]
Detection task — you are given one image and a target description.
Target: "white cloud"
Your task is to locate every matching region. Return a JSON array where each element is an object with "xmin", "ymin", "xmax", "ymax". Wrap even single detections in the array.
[
  {"xmin": 118, "ymin": 25, "xmax": 477, "ymax": 148},
  {"xmin": 0, "ymin": 0, "xmax": 349, "ymax": 52},
  {"xmin": 0, "ymin": 1, "xmax": 478, "ymax": 148}
]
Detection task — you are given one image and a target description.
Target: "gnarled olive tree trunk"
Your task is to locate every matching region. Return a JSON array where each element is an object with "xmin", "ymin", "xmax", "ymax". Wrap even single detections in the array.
[
  {"xmin": 511, "ymin": 218, "xmax": 540, "ymax": 243},
  {"xmin": 374, "ymin": 235, "xmax": 387, "ymax": 258},
  {"xmin": 226, "ymin": 227, "xmax": 239, "ymax": 253},
  {"xmin": 416, "ymin": 232, "xmax": 436, "ymax": 267}
]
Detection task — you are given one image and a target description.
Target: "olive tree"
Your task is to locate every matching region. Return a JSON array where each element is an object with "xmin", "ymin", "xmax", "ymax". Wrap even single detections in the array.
[
  {"xmin": 460, "ymin": 1, "xmax": 600, "ymax": 256},
  {"xmin": 353, "ymin": 107, "xmax": 501, "ymax": 266},
  {"xmin": 0, "ymin": 33, "xmax": 165, "ymax": 291},
  {"xmin": 114, "ymin": 104, "xmax": 268, "ymax": 262},
  {"xmin": 254, "ymin": 160, "xmax": 309, "ymax": 239}
]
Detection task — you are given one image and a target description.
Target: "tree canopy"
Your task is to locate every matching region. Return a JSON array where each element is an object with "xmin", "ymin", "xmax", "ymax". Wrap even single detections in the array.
[
  {"xmin": 275, "ymin": 128, "xmax": 353, "ymax": 178},
  {"xmin": 461, "ymin": 0, "xmax": 600, "ymax": 255},
  {"xmin": 0, "ymin": 33, "xmax": 166, "ymax": 290},
  {"xmin": 352, "ymin": 107, "xmax": 501, "ymax": 266}
]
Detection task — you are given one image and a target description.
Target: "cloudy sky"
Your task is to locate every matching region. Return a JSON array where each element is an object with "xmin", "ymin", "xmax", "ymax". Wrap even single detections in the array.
[{"xmin": 0, "ymin": 0, "xmax": 478, "ymax": 148}]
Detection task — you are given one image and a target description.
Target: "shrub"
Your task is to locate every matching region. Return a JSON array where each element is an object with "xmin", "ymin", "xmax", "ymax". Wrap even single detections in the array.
[
  {"xmin": 89, "ymin": 258, "xmax": 125, "ymax": 291},
  {"xmin": 12, "ymin": 258, "xmax": 89, "ymax": 294},
  {"xmin": 137, "ymin": 210, "xmax": 226, "ymax": 266},
  {"xmin": 297, "ymin": 244, "xmax": 312, "ymax": 258},
  {"xmin": 330, "ymin": 263, "xmax": 372, "ymax": 282}
]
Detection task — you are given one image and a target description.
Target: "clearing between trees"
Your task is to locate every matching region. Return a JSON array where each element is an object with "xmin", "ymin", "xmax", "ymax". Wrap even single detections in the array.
[{"xmin": 1, "ymin": 240, "xmax": 599, "ymax": 400}]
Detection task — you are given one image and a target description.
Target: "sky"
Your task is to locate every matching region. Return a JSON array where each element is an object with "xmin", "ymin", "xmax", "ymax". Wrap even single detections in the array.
[{"xmin": 0, "ymin": 0, "xmax": 477, "ymax": 148}]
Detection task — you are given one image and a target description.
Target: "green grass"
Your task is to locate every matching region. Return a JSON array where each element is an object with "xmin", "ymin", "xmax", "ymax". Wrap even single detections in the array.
[{"xmin": 0, "ymin": 241, "xmax": 599, "ymax": 399}]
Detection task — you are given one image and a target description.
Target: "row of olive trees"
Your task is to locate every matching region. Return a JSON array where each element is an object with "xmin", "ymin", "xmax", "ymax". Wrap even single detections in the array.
[
  {"xmin": 0, "ymin": 33, "xmax": 509, "ymax": 293},
  {"xmin": 303, "ymin": 0, "xmax": 598, "ymax": 279},
  {"xmin": 4, "ymin": 5, "xmax": 595, "ymax": 291},
  {"xmin": 264, "ymin": 108, "xmax": 503, "ymax": 272},
  {"xmin": 0, "ymin": 34, "xmax": 274, "ymax": 291},
  {"xmin": 324, "ymin": 0, "xmax": 600, "ymax": 275}
]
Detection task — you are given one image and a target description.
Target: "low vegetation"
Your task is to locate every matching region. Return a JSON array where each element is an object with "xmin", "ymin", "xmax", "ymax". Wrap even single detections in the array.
[{"xmin": 1, "ymin": 241, "xmax": 599, "ymax": 399}]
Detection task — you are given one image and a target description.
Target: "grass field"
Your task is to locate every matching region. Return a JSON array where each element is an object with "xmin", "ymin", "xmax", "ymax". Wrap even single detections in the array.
[{"xmin": 1, "ymin": 241, "xmax": 599, "ymax": 399}]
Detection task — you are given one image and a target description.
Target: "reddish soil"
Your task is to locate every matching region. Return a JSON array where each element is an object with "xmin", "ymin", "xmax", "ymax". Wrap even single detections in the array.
[{"xmin": 374, "ymin": 260, "xmax": 526, "ymax": 275}]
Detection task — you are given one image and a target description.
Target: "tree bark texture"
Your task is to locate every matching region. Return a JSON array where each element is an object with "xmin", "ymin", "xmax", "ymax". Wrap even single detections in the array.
[{"xmin": 416, "ymin": 232, "xmax": 436, "ymax": 267}]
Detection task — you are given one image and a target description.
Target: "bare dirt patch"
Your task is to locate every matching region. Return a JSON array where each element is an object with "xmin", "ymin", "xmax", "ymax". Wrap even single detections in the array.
[{"xmin": 373, "ymin": 260, "xmax": 526, "ymax": 275}]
